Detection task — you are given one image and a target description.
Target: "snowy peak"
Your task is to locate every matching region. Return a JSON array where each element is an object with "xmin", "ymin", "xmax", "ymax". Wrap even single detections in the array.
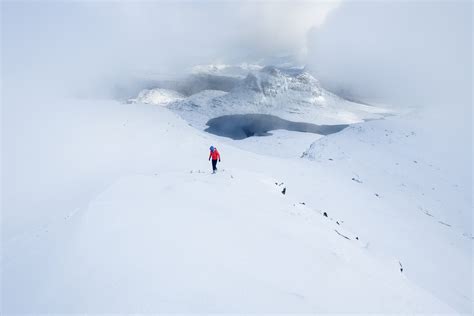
[
  {"xmin": 237, "ymin": 66, "xmax": 322, "ymax": 98},
  {"xmin": 190, "ymin": 62, "xmax": 263, "ymax": 78},
  {"xmin": 127, "ymin": 88, "xmax": 184, "ymax": 105},
  {"xmin": 130, "ymin": 63, "xmax": 392, "ymax": 128}
]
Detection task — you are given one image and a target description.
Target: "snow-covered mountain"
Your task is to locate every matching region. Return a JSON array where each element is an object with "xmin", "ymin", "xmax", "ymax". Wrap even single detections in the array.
[
  {"xmin": 131, "ymin": 65, "xmax": 392, "ymax": 129},
  {"xmin": 302, "ymin": 117, "xmax": 472, "ymax": 312},
  {"xmin": 127, "ymin": 88, "xmax": 184, "ymax": 105},
  {"xmin": 191, "ymin": 62, "xmax": 263, "ymax": 78},
  {"xmin": 3, "ymin": 64, "xmax": 471, "ymax": 313}
]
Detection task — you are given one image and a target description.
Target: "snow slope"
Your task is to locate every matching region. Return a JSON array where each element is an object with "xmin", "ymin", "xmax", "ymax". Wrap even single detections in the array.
[
  {"xmin": 2, "ymin": 95, "xmax": 463, "ymax": 313},
  {"xmin": 300, "ymin": 115, "xmax": 472, "ymax": 312}
]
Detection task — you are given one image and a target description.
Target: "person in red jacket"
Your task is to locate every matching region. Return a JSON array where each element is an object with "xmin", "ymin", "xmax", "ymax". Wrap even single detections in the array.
[{"xmin": 208, "ymin": 145, "xmax": 221, "ymax": 173}]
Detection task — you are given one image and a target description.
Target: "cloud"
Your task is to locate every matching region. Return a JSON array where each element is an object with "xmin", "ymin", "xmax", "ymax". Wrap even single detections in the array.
[
  {"xmin": 1, "ymin": 1, "xmax": 339, "ymax": 97},
  {"xmin": 306, "ymin": 0, "xmax": 472, "ymax": 111},
  {"xmin": 305, "ymin": 0, "xmax": 472, "ymax": 183}
]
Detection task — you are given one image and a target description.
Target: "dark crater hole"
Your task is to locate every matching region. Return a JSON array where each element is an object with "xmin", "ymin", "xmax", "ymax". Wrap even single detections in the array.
[{"xmin": 205, "ymin": 114, "xmax": 348, "ymax": 140}]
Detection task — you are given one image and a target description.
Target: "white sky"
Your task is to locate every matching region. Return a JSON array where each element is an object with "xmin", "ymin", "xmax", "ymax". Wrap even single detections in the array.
[
  {"xmin": 1, "ymin": 0, "xmax": 340, "ymax": 94},
  {"xmin": 1, "ymin": 0, "xmax": 471, "ymax": 113}
]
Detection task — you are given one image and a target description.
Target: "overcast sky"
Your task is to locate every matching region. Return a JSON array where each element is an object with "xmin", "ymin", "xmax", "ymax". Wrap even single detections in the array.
[
  {"xmin": 307, "ymin": 0, "xmax": 472, "ymax": 110},
  {"xmin": 2, "ymin": 0, "xmax": 471, "ymax": 111},
  {"xmin": 1, "ymin": 1, "xmax": 338, "ymax": 94}
]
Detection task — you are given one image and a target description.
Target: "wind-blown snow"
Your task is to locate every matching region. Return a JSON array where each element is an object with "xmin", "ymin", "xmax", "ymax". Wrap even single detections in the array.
[
  {"xmin": 191, "ymin": 63, "xmax": 263, "ymax": 78},
  {"xmin": 128, "ymin": 88, "xmax": 184, "ymax": 105}
]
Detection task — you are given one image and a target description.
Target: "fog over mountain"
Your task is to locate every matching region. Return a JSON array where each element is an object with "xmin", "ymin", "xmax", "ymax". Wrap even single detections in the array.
[
  {"xmin": 3, "ymin": 1, "xmax": 470, "ymax": 111},
  {"xmin": 2, "ymin": 1, "xmax": 472, "ymax": 314},
  {"xmin": 307, "ymin": 1, "xmax": 472, "ymax": 111},
  {"xmin": 306, "ymin": 0, "xmax": 472, "ymax": 188},
  {"xmin": 2, "ymin": 1, "xmax": 338, "ymax": 97}
]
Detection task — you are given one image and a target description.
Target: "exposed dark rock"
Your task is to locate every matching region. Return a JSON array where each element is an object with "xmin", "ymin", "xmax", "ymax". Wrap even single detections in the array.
[{"xmin": 335, "ymin": 229, "xmax": 350, "ymax": 240}]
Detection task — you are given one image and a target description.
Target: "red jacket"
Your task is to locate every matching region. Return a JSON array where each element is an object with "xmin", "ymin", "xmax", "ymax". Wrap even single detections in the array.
[{"xmin": 209, "ymin": 149, "xmax": 220, "ymax": 160}]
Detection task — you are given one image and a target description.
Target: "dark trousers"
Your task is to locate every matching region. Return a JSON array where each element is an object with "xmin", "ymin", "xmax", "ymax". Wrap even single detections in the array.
[{"xmin": 211, "ymin": 159, "xmax": 218, "ymax": 171}]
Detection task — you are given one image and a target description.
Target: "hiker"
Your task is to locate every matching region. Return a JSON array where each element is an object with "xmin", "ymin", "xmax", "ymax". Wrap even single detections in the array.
[{"xmin": 208, "ymin": 146, "xmax": 221, "ymax": 173}]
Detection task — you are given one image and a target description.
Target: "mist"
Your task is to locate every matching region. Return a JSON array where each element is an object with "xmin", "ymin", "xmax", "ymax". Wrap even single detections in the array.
[
  {"xmin": 306, "ymin": 0, "xmax": 472, "ymax": 184},
  {"xmin": 1, "ymin": 0, "xmax": 339, "ymax": 98},
  {"xmin": 2, "ymin": 1, "xmax": 470, "ymax": 105},
  {"xmin": 2, "ymin": 1, "xmax": 473, "ymax": 312},
  {"xmin": 306, "ymin": 1, "xmax": 472, "ymax": 112},
  {"xmin": 1, "ymin": 0, "xmax": 340, "ymax": 236}
]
